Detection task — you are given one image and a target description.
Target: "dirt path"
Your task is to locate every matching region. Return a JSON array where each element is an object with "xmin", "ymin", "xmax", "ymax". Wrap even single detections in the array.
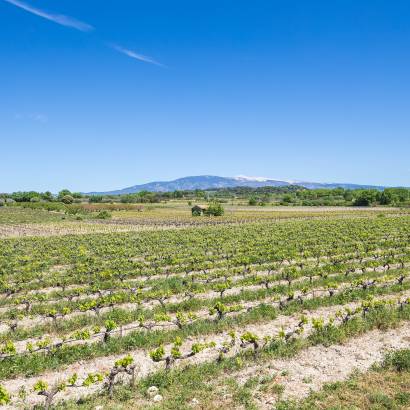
[{"xmin": 230, "ymin": 324, "xmax": 410, "ymax": 409}]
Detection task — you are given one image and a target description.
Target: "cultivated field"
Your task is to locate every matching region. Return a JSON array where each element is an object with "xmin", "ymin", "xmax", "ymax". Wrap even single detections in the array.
[
  {"xmin": 0, "ymin": 204, "xmax": 408, "ymax": 239},
  {"xmin": 0, "ymin": 206, "xmax": 409, "ymax": 409}
]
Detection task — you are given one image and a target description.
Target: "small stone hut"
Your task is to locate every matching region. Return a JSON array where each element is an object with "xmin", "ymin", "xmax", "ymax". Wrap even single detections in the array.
[{"xmin": 191, "ymin": 205, "xmax": 208, "ymax": 216}]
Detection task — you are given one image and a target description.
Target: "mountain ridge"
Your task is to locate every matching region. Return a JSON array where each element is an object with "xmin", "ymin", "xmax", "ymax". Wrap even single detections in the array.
[{"xmin": 88, "ymin": 175, "xmax": 387, "ymax": 195}]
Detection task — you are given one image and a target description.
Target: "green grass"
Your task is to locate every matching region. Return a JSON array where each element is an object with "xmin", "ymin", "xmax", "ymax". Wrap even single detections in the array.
[
  {"xmin": 0, "ymin": 207, "xmax": 72, "ymax": 224},
  {"xmin": 50, "ymin": 304, "xmax": 410, "ymax": 410}
]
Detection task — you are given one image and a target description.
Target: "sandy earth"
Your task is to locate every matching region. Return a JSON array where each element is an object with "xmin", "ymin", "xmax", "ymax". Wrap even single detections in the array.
[
  {"xmin": 231, "ymin": 323, "xmax": 410, "ymax": 409},
  {"xmin": 2, "ymin": 291, "xmax": 409, "ymax": 408}
]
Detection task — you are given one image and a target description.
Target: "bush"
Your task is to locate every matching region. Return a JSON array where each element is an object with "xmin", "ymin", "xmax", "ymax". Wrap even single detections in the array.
[
  {"xmin": 281, "ymin": 194, "xmax": 294, "ymax": 204},
  {"xmin": 353, "ymin": 190, "xmax": 377, "ymax": 207},
  {"xmin": 383, "ymin": 349, "xmax": 410, "ymax": 372},
  {"xmin": 205, "ymin": 202, "xmax": 224, "ymax": 216},
  {"xmin": 65, "ymin": 206, "xmax": 82, "ymax": 215},
  {"xmin": 192, "ymin": 208, "xmax": 202, "ymax": 217},
  {"xmin": 0, "ymin": 385, "xmax": 10, "ymax": 405},
  {"xmin": 248, "ymin": 197, "xmax": 257, "ymax": 206},
  {"xmin": 95, "ymin": 210, "xmax": 112, "ymax": 220},
  {"xmin": 89, "ymin": 195, "xmax": 104, "ymax": 203},
  {"xmin": 61, "ymin": 195, "xmax": 74, "ymax": 205}
]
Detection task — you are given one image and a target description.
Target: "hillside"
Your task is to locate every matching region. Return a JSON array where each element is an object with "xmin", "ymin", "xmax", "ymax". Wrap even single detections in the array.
[{"xmin": 88, "ymin": 175, "xmax": 386, "ymax": 195}]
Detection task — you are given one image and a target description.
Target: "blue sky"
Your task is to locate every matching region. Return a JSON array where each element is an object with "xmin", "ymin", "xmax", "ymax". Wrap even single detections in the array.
[{"xmin": 1, "ymin": 0, "xmax": 409, "ymax": 192}]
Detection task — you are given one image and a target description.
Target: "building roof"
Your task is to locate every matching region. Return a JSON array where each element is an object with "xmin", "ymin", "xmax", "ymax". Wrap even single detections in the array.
[{"xmin": 192, "ymin": 205, "xmax": 208, "ymax": 210}]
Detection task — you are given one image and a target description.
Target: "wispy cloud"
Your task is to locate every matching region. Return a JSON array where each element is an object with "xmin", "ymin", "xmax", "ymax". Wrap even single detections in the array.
[
  {"xmin": 110, "ymin": 43, "xmax": 164, "ymax": 67},
  {"xmin": 14, "ymin": 113, "xmax": 48, "ymax": 123},
  {"xmin": 3, "ymin": 0, "xmax": 94, "ymax": 31},
  {"xmin": 3, "ymin": 1, "xmax": 163, "ymax": 68}
]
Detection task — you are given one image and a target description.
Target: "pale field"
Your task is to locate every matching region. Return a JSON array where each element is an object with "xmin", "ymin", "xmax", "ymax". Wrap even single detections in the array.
[{"xmin": 0, "ymin": 204, "xmax": 408, "ymax": 238}]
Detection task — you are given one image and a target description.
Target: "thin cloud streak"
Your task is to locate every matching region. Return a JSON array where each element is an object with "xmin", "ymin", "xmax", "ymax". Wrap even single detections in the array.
[
  {"xmin": 14, "ymin": 113, "xmax": 48, "ymax": 123},
  {"xmin": 110, "ymin": 43, "xmax": 164, "ymax": 67},
  {"xmin": 3, "ymin": 0, "xmax": 94, "ymax": 31}
]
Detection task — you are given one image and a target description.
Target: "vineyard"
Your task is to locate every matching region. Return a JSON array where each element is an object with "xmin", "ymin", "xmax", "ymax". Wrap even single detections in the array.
[
  {"xmin": 0, "ymin": 205, "xmax": 407, "ymax": 239},
  {"xmin": 0, "ymin": 210, "xmax": 410, "ymax": 408}
]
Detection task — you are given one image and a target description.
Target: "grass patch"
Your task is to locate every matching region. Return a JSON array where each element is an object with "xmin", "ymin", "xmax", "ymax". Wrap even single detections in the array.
[{"xmin": 52, "ymin": 306, "xmax": 410, "ymax": 409}]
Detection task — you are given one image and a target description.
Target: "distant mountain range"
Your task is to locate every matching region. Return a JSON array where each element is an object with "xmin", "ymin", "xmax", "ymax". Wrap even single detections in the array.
[{"xmin": 88, "ymin": 175, "xmax": 387, "ymax": 195}]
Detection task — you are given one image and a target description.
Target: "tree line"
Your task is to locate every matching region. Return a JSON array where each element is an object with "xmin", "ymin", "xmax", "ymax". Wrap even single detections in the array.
[{"xmin": 1, "ymin": 186, "xmax": 409, "ymax": 207}]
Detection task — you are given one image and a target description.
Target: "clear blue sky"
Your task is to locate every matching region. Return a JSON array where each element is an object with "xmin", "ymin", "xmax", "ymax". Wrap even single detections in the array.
[{"xmin": 1, "ymin": 0, "xmax": 409, "ymax": 192}]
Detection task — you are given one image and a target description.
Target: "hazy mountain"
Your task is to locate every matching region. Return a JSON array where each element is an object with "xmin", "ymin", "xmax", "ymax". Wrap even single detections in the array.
[{"xmin": 88, "ymin": 175, "xmax": 386, "ymax": 195}]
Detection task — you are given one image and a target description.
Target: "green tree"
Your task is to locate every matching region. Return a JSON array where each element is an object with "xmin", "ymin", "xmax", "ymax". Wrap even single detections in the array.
[
  {"xmin": 58, "ymin": 189, "xmax": 72, "ymax": 200},
  {"xmin": 205, "ymin": 202, "xmax": 224, "ymax": 216},
  {"xmin": 42, "ymin": 191, "xmax": 54, "ymax": 202},
  {"xmin": 61, "ymin": 195, "xmax": 74, "ymax": 205},
  {"xmin": 248, "ymin": 197, "xmax": 257, "ymax": 206},
  {"xmin": 353, "ymin": 190, "xmax": 377, "ymax": 206},
  {"xmin": 378, "ymin": 190, "xmax": 393, "ymax": 205},
  {"xmin": 89, "ymin": 195, "xmax": 103, "ymax": 203}
]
